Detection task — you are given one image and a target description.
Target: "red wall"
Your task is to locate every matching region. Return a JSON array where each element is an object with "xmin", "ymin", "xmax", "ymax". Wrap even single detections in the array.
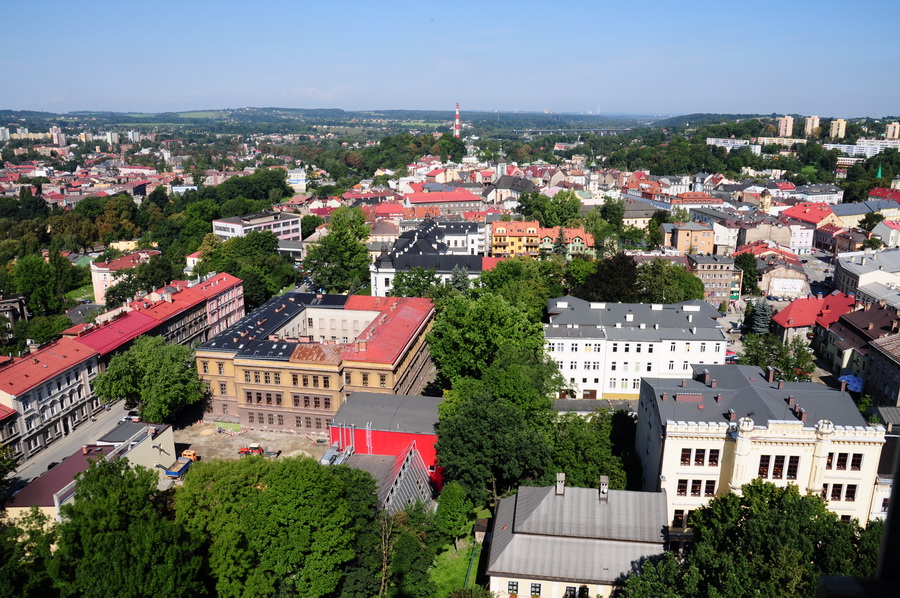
[{"xmin": 330, "ymin": 426, "xmax": 441, "ymax": 486}]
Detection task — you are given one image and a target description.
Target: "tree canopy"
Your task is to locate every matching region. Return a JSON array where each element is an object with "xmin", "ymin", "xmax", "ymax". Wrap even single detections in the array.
[
  {"xmin": 426, "ymin": 292, "xmax": 544, "ymax": 386},
  {"xmin": 636, "ymin": 258, "xmax": 705, "ymax": 303},
  {"xmin": 621, "ymin": 480, "xmax": 883, "ymax": 598},
  {"xmin": 303, "ymin": 206, "xmax": 370, "ymax": 293},
  {"xmin": 50, "ymin": 458, "xmax": 206, "ymax": 598},
  {"xmin": 92, "ymin": 335, "xmax": 204, "ymax": 421}
]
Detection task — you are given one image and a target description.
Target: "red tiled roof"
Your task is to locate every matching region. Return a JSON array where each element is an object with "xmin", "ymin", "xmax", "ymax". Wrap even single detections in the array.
[
  {"xmin": 92, "ymin": 250, "xmax": 160, "ymax": 272},
  {"xmin": 7, "ymin": 445, "xmax": 114, "ymax": 508},
  {"xmin": 868, "ymin": 188, "xmax": 900, "ymax": 202},
  {"xmin": 481, "ymin": 257, "xmax": 505, "ymax": 271},
  {"xmin": 780, "ymin": 202, "xmax": 834, "ymax": 225},
  {"xmin": 883, "ymin": 221, "xmax": 900, "ymax": 231},
  {"xmin": 0, "ymin": 403, "xmax": 16, "ymax": 421},
  {"xmin": 188, "ymin": 273, "xmax": 242, "ymax": 299},
  {"xmin": 72, "ymin": 311, "xmax": 160, "ymax": 356},
  {"xmin": 405, "ymin": 189, "xmax": 481, "ymax": 204},
  {"xmin": 772, "ymin": 292, "xmax": 856, "ymax": 329},
  {"xmin": 0, "ymin": 338, "xmax": 98, "ymax": 396},
  {"xmin": 341, "ymin": 296, "xmax": 434, "ymax": 365}
]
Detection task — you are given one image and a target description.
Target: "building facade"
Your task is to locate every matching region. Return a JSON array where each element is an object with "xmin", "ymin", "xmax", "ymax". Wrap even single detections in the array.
[
  {"xmin": 195, "ymin": 293, "xmax": 435, "ymax": 435},
  {"xmin": 90, "ymin": 250, "xmax": 161, "ymax": 304},
  {"xmin": 636, "ymin": 364, "xmax": 887, "ymax": 530},
  {"xmin": 686, "ymin": 254, "xmax": 742, "ymax": 305},
  {"xmin": 211, "ymin": 211, "xmax": 304, "ymax": 241},
  {"xmin": 545, "ymin": 296, "xmax": 726, "ymax": 400}
]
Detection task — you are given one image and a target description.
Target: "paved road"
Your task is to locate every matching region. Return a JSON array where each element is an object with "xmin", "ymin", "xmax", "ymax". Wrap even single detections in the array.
[{"xmin": 10, "ymin": 402, "xmax": 130, "ymax": 487}]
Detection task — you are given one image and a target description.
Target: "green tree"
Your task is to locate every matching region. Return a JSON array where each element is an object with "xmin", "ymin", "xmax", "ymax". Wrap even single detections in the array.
[
  {"xmin": 92, "ymin": 335, "xmax": 204, "ymax": 421},
  {"xmin": 436, "ymin": 391, "xmax": 550, "ymax": 505},
  {"xmin": 636, "ymin": 258, "xmax": 705, "ymax": 303},
  {"xmin": 49, "ymin": 458, "xmax": 206, "ymax": 598},
  {"xmin": 13, "ymin": 255, "xmax": 61, "ymax": 316},
  {"xmin": 303, "ymin": 206, "xmax": 370, "ymax": 293},
  {"xmin": 478, "ymin": 256, "xmax": 566, "ymax": 321},
  {"xmin": 551, "ymin": 226, "xmax": 568, "ymax": 256},
  {"xmin": 0, "ymin": 446, "xmax": 20, "ymax": 501},
  {"xmin": 0, "ymin": 508, "xmax": 57, "ymax": 598},
  {"xmin": 176, "ymin": 457, "xmax": 380, "ymax": 598},
  {"xmin": 549, "ymin": 411, "xmax": 628, "ymax": 490},
  {"xmin": 573, "ymin": 253, "xmax": 640, "ymax": 302},
  {"xmin": 739, "ymin": 334, "xmax": 815, "ymax": 382},
  {"xmin": 599, "ymin": 198, "xmax": 625, "ymax": 230},
  {"xmin": 426, "ymin": 293, "xmax": 544, "ymax": 386},
  {"xmin": 388, "ymin": 267, "xmax": 440, "ymax": 298},
  {"xmin": 622, "ymin": 480, "xmax": 882, "ymax": 598},
  {"xmin": 301, "ymin": 214, "xmax": 325, "ymax": 239},
  {"xmin": 434, "ymin": 482, "xmax": 474, "ymax": 550},
  {"xmin": 749, "ymin": 300, "xmax": 773, "ymax": 334},
  {"xmin": 734, "ymin": 252, "xmax": 760, "ymax": 296},
  {"xmin": 858, "ymin": 211, "xmax": 885, "ymax": 232},
  {"xmin": 862, "ymin": 237, "xmax": 883, "ymax": 250},
  {"xmin": 448, "ymin": 264, "xmax": 471, "ymax": 293}
]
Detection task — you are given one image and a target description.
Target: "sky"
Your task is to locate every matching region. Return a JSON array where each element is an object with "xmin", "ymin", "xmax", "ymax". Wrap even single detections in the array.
[{"xmin": 2, "ymin": 0, "xmax": 899, "ymax": 118}]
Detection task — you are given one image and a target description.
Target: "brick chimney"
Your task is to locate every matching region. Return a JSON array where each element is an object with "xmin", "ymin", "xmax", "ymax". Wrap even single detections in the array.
[{"xmin": 766, "ymin": 366, "xmax": 776, "ymax": 383}]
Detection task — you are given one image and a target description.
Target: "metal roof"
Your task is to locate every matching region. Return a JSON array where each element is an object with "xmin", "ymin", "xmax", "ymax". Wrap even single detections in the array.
[
  {"xmin": 488, "ymin": 485, "xmax": 666, "ymax": 585},
  {"xmin": 330, "ymin": 392, "xmax": 441, "ymax": 435}
]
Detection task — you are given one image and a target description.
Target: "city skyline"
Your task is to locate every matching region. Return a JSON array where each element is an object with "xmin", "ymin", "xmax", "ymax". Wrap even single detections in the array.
[{"xmin": 2, "ymin": 0, "xmax": 899, "ymax": 117}]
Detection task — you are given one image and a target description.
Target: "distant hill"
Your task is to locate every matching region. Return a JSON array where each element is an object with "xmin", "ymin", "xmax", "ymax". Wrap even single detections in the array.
[{"xmin": 653, "ymin": 113, "xmax": 772, "ymax": 128}]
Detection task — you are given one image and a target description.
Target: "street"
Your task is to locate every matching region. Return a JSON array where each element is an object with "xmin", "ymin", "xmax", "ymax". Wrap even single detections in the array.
[{"xmin": 10, "ymin": 402, "xmax": 130, "ymax": 489}]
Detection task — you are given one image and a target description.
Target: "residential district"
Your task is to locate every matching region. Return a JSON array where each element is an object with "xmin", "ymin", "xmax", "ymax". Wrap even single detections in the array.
[{"xmin": 1, "ymin": 110, "xmax": 899, "ymax": 597}]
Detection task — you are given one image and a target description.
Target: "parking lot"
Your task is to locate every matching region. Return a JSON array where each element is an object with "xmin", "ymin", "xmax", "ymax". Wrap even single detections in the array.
[{"xmin": 173, "ymin": 421, "xmax": 331, "ymax": 463}]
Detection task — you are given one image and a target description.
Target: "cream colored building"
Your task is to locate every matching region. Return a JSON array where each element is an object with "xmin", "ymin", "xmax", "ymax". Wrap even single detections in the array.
[
  {"xmin": 805, "ymin": 115, "xmax": 820, "ymax": 137},
  {"xmin": 636, "ymin": 364, "xmax": 887, "ymax": 534},
  {"xmin": 830, "ymin": 118, "xmax": 847, "ymax": 139},
  {"xmin": 885, "ymin": 122, "xmax": 900, "ymax": 140},
  {"xmin": 487, "ymin": 477, "xmax": 666, "ymax": 598}
]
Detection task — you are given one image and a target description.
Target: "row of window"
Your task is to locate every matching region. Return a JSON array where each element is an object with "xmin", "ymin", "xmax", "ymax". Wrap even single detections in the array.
[
  {"xmin": 243, "ymin": 391, "xmax": 334, "ymax": 410},
  {"xmin": 673, "ymin": 509, "xmax": 696, "ymax": 528},
  {"xmin": 229, "ymin": 370, "xmax": 389, "ymax": 389},
  {"xmin": 608, "ymin": 378, "xmax": 642, "ymax": 390},
  {"xmin": 19, "ymin": 365, "xmax": 93, "ymax": 410},
  {"xmin": 247, "ymin": 412, "xmax": 331, "ymax": 430},
  {"xmin": 826, "ymin": 452, "xmax": 863, "ymax": 471},
  {"xmin": 758, "ymin": 455, "xmax": 800, "ymax": 480},
  {"xmin": 676, "ymin": 479, "xmax": 716, "ymax": 497},
  {"xmin": 680, "ymin": 448, "xmax": 720, "ymax": 467},
  {"xmin": 823, "ymin": 483, "xmax": 858, "ymax": 502}
]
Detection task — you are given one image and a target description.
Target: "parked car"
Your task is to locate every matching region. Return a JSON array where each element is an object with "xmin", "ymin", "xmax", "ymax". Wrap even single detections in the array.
[{"xmin": 767, "ymin": 295, "xmax": 778, "ymax": 301}]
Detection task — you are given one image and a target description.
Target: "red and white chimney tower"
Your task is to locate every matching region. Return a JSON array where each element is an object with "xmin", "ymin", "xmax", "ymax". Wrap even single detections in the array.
[{"xmin": 454, "ymin": 102, "xmax": 460, "ymax": 138}]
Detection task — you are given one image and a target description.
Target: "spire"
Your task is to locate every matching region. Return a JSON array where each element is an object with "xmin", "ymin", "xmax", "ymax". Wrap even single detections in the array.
[{"xmin": 877, "ymin": 164, "xmax": 883, "ymax": 179}]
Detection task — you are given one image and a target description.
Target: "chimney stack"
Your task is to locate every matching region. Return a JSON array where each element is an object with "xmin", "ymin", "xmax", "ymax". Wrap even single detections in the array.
[
  {"xmin": 787, "ymin": 395, "xmax": 795, "ymax": 407},
  {"xmin": 703, "ymin": 369, "xmax": 711, "ymax": 385},
  {"xmin": 840, "ymin": 380, "xmax": 847, "ymax": 392},
  {"xmin": 766, "ymin": 366, "xmax": 776, "ymax": 383},
  {"xmin": 728, "ymin": 408, "xmax": 736, "ymax": 421},
  {"xmin": 800, "ymin": 408, "xmax": 807, "ymax": 423},
  {"xmin": 711, "ymin": 379, "xmax": 717, "ymax": 388},
  {"xmin": 556, "ymin": 472, "xmax": 565, "ymax": 496},
  {"xmin": 599, "ymin": 475, "xmax": 609, "ymax": 501},
  {"xmin": 777, "ymin": 380, "xmax": 785, "ymax": 390}
]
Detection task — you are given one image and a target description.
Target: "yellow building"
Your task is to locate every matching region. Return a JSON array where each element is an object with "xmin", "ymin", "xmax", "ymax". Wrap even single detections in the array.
[{"xmin": 196, "ymin": 293, "xmax": 435, "ymax": 434}]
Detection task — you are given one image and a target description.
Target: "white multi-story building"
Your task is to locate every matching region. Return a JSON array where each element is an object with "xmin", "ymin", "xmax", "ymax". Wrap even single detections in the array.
[
  {"xmin": 636, "ymin": 364, "xmax": 887, "ymax": 531},
  {"xmin": 211, "ymin": 211, "xmax": 304, "ymax": 241},
  {"xmin": 886, "ymin": 122, "xmax": 900, "ymax": 140},
  {"xmin": 0, "ymin": 338, "xmax": 101, "ymax": 461},
  {"xmin": 545, "ymin": 297, "xmax": 726, "ymax": 400},
  {"xmin": 438, "ymin": 221, "xmax": 485, "ymax": 256}
]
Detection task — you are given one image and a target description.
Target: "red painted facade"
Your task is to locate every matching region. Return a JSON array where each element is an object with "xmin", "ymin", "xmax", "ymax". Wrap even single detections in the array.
[{"xmin": 330, "ymin": 426, "xmax": 441, "ymax": 486}]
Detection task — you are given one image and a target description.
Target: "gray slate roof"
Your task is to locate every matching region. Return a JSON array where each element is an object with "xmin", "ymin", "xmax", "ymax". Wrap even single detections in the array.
[
  {"xmin": 646, "ymin": 364, "xmax": 867, "ymax": 427},
  {"xmin": 545, "ymin": 296, "xmax": 725, "ymax": 342},
  {"xmin": 331, "ymin": 392, "xmax": 441, "ymax": 435},
  {"xmin": 488, "ymin": 486, "xmax": 666, "ymax": 585}
]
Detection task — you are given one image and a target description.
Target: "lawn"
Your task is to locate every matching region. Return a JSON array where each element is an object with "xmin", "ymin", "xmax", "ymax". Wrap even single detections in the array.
[
  {"xmin": 430, "ymin": 538, "xmax": 483, "ymax": 598},
  {"xmin": 65, "ymin": 283, "xmax": 94, "ymax": 301}
]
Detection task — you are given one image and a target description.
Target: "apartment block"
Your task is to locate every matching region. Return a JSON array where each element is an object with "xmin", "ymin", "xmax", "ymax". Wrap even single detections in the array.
[
  {"xmin": 636, "ymin": 364, "xmax": 887, "ymax": 530},
  {"xmin": 544, "ymin": 296, "xmax": 726, "ymax": 400},
  {"xmin": 211, "ymin": 211, "xmax": 304, "ymax": 241}
]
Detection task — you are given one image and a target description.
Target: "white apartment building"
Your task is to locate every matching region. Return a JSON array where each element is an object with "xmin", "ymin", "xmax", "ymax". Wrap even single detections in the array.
[
  {"xmin": 0, "ymin": 338, "xmax": 101, "ymax": 461},
  {"xmin": 545, "ymin": 297, "xmax": 726, "ymax": 400},
  {"xmin": 635, "ymin": 364, "xmax": 888, "ymax": 532},
  {"xmin": 805, "ymin": 116, "xmax": 820, "ymax": 136},
  {"xmin": 438, "ymin": 221, "xmax": 486, "ymax": 256},
  {"xmin": 211, "ymin": 211, "xmax": 304, "ymax": 241},
  {"xmin": 778, "ymin": 115, "xmax": 794, "ymax": 138}
]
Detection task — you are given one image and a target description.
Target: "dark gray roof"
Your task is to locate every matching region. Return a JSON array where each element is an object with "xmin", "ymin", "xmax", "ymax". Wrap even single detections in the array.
[
  {"xmin": 646, "ymin": 364, "xmax": 867, "ymax": 427},
  {"xmin": 546, "ymin": 296, "xmax": 724, "ymax": 342},
  {"xmin": 97, "ymin": 421, "xmax": 164, "ymax": 444},
  {"xmin": 488, "ymin": 485, "xmax": 666, "ymax": 584},
  {"xmin": 331, "ymin": 392, "xmax": 442, "ymax": 435},
  {"xmin": 200, "ymin": 292, "xmax": 348, "ymax": 353}
]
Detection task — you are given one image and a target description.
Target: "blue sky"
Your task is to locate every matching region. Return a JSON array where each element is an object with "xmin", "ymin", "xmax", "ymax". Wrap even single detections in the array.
[{"xmin": 3, "ymin": 0, "xmax": 898, "ymax": 117}]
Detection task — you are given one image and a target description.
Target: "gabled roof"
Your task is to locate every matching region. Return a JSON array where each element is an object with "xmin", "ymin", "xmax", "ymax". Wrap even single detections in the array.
[
  {"xmin": 771, "ymin": 292, "xmax": 856, "ymax": 329},
  {"xmin": 6, "ymin": 445, "xmax": 114, "ymax": 508},
  {"xmin": 0, "ymin": 338, "xmax": 98, "ymax": 397},
  {"xmin": 780, "ymin": 202, "xmax": 835, "ymax": 225}
]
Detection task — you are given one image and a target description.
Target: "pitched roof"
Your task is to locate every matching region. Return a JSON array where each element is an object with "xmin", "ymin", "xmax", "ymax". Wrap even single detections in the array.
[
  {"xmin": 331, "ymin": 391, "xmax": 441, "ymax": 435},
  {"xmin": 488, "ymin": 486, "xmax": 666, "ymax": 585},
  {"xmin": 771, "ymin": 292, "xmax": 856, "ymax": 329},
  {"xmin": 0, "ymin": 338, "xmax": 98, "ymax": 397},
  {"xmin": 7, "ymin": 445, "xmax": 114, "ymax": 508},
  {"xmin": 70, "ymin": 311, "xmax": 161, "ymax": 355},
  {"xmin": 342, "ymin": 297, "xmax": 434, "ymax": 365},
  {"xmin": 780, "ymin": 202, "xmax": 835, "ymax": 225},
  {"xmin": 405, "ymin": 189, "xmax": 481, "ymax": 204}
]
